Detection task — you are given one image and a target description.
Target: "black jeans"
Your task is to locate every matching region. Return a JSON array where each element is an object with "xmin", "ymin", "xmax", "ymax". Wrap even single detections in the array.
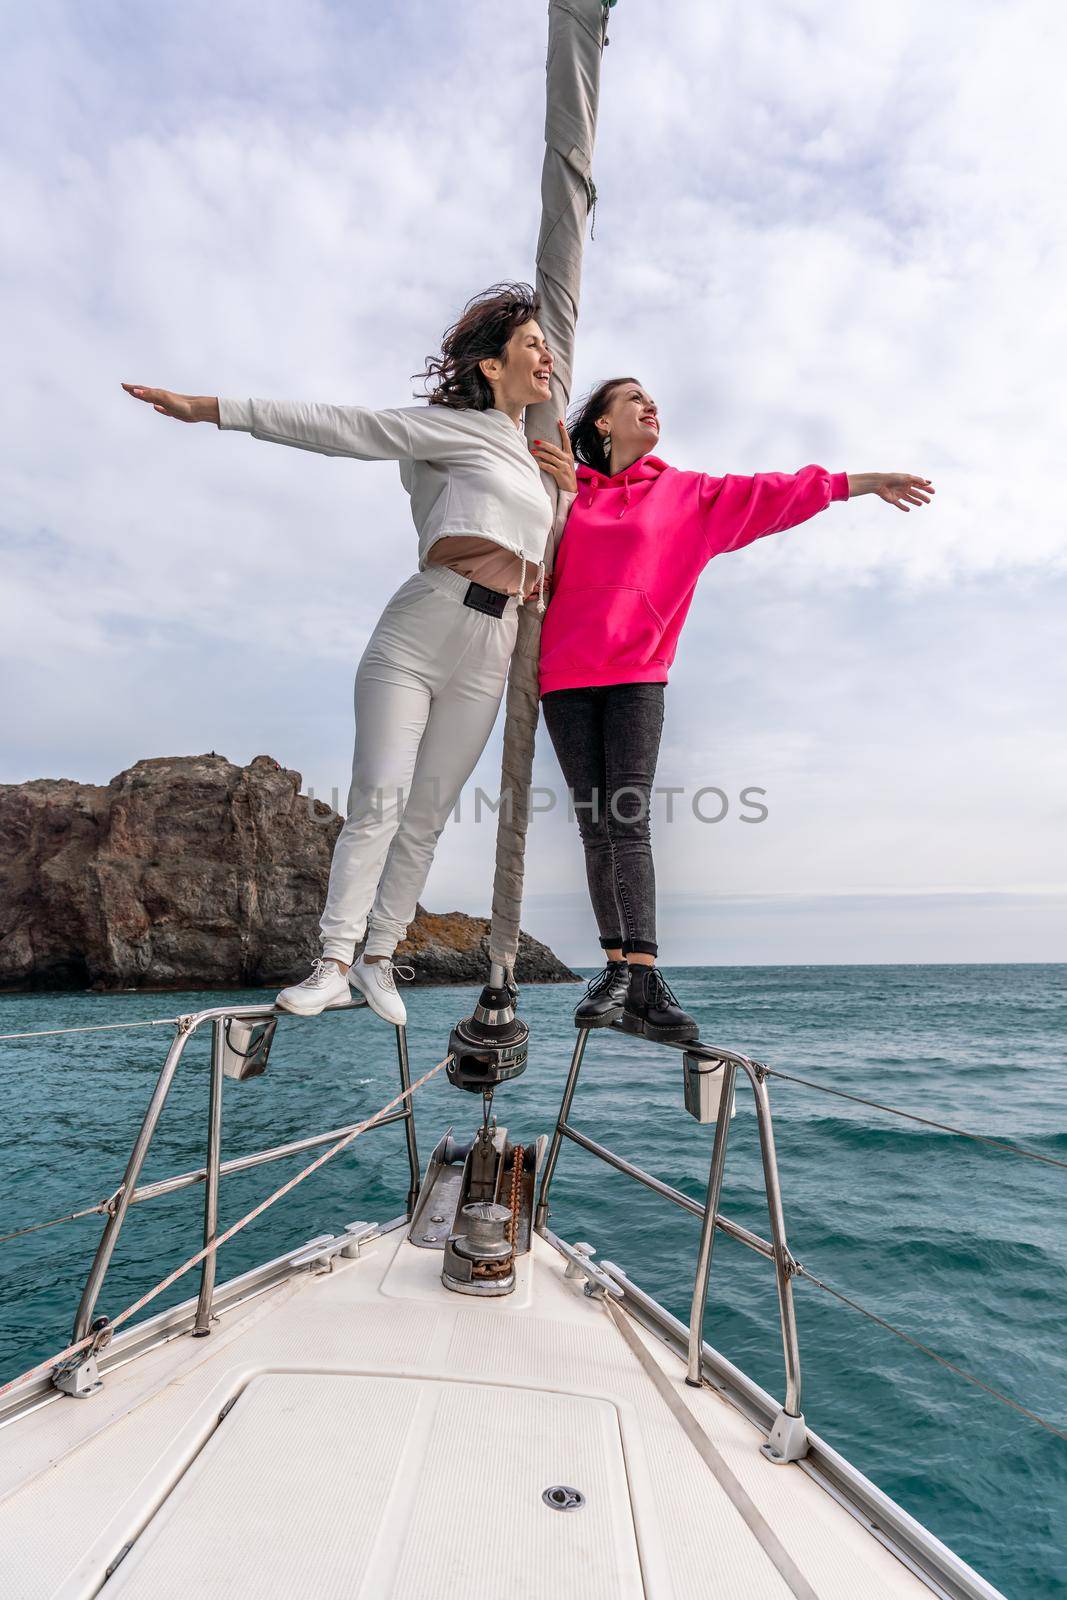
[{"xmin": 541, "ymin": 683, "xmax": 665, "ymax": 957}]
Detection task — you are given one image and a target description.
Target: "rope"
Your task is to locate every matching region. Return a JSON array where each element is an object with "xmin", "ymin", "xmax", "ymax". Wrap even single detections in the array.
[
  {"xmin": 606, "ymin": 1299, "xmax": 820, "ymax": 1600},
  {"xmin": 0, "ymin": 1018, "xmax": 183, "ymax": 1042},
  {"xmin": 795, "ymin": 1265, "xmax": 1067, "ymax": 1441},
  {"xmin": 765, "ymin": 1067, "xmax": 1067, "ymax": 1171},
  {"xmin": 0, "ymin": 1052, "xmax": 452, "ymax": 1400}
]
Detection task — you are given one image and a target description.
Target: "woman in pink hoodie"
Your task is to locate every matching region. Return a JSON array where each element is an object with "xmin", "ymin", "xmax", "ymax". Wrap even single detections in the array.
[{"xmin": 531, "ymin": 379, "xmax": 934, "ymax": 1042}]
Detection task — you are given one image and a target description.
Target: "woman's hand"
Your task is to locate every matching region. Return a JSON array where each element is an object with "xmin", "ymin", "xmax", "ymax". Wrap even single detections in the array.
[
  {"xmin": 530, "ymin": 420, "xmax": 577, "ymax": 494},
  {"xmin": 122, "ymin": 385, "xmax": 219, "ymax": 425},
  {"xmin": 848, "ymin": 471, "xmax": 935, "ymax": 511}
]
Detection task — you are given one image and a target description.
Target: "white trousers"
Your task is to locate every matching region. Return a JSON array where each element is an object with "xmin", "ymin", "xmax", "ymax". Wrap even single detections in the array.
[{"xmin": 319, "ymin": 565, "xmax": 519, "ymax": 962}]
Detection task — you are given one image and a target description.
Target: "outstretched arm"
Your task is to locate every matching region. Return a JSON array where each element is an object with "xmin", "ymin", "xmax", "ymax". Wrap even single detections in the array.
[
  {"xmin": 847, "ymin": 472, "xmax": 935, "ymax": 512},
  {"xmin": 702, "ymin": 464, "xmax": 849, "ymax": 557},
  {"xmin": 702, "ymin": 464, "xmax": 935, "ymax": 559},
  {"xmin": 121, "ymin": 385, "xmax": 435, "ymax": 462}
]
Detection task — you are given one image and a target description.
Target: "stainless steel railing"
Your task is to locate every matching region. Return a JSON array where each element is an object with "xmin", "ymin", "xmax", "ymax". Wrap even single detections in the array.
[
  {"xmin": 71, "ymin": 999, "xmax": 421, "ymax": 1347},
  {"xmin": 535, "ymin": 1025, "xmax": 807, "ymax": 1459}
]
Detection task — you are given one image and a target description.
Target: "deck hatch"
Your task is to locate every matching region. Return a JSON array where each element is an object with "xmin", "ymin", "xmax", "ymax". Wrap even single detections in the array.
[{"xmin": 101, "ymin": 1372, "xmax": 644, "ymax": 1598}]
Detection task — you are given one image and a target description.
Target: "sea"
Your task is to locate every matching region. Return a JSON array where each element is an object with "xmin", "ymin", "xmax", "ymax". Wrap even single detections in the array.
[{"xmin": 1, "ymin": 964, "xmax": 1063, "ymax": 1598}]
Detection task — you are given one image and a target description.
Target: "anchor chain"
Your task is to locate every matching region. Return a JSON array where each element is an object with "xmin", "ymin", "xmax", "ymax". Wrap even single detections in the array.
[
  {"xmin": 506, "ymin": 1143, "xmax": 525, "ymax": 1248},
  {"xmin": 469, "ymin": 1144, "xmax": 525, "ymax": 1281}
]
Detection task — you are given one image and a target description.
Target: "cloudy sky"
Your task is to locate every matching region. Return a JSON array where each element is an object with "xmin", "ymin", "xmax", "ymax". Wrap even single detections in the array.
[{"xmin": 3, "ymin": 0, "xmax": 1065, "ymax": 964}]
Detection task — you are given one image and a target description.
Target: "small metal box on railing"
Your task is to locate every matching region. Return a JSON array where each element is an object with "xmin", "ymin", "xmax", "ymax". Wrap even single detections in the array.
[
  {"xmin": 682, "ymin": 1053, "xmax": 736, "ymax": 1124},
  {"xmin": 219, "ymin": 1017, "xmax": 278, "ymax": 1080}
]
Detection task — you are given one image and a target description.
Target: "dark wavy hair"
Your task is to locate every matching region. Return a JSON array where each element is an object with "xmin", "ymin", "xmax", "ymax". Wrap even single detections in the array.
[
  {"xmin": 567, "ymin": 377, "xmax": 640, "ymax": 469},
  {"xmin": 416, "ymin": 282, "xmax": 541, "ymax": 410}
]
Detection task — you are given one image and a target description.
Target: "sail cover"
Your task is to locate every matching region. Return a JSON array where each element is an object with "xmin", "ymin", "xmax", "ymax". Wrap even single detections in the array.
[{"xmin": 487, "ymin": 0, "xmax": 611, "ymax": 979}]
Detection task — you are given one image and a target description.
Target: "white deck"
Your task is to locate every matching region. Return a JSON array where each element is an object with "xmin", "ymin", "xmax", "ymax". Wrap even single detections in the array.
[{"xmin": 0, "ymin": 1225, "xmax": 940, "ymax": 1599}]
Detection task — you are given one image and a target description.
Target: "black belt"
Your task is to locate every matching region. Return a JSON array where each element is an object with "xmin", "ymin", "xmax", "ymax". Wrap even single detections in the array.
[{"xmin": 462, "ymin": 580, "xmax": 510, "ymax": 618}]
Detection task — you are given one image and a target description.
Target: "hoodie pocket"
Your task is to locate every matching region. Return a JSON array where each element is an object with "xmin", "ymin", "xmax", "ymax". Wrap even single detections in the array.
[{"xmin": 541, "ymin": 585, "xmax": 667, "ymax": 675}]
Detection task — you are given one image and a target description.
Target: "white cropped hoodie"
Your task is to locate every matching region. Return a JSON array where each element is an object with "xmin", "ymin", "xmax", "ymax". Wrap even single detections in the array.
[{"xmin": 218, "ymin": 397, "xmax": 560, "ymax": 609}]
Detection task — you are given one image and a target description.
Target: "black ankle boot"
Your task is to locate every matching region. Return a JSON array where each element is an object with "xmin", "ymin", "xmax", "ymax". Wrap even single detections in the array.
[
  {"xmin": 620, "ymin": 964, "xmax": 699, "ymax": 1042},
  {"xmin": 574, "ymin": 960, "xmax": 630, "ymax": 1029}
]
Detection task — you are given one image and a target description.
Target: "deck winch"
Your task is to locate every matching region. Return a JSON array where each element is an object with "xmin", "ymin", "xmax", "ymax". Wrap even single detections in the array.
[{"xmin": 409, "ymin": 1110, "xmax": 545, "ymax": 1296}]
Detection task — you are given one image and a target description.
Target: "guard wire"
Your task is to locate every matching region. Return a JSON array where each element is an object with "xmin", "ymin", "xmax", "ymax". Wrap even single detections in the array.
[
  {"xmin": 0, "ymin": 1201, "xmax": 114, "ymax": 1246},
  {"xmin": 794, "ymin": 1264, "xmax": 1067, "ymax": 1441},
  {"xmin": 765, "ymin": 1066, "xmax": 1067, "ymax": 1170},
  {"xmin": 0, "ymin": 1018, "xmax": 183, "ymax": 1042}
]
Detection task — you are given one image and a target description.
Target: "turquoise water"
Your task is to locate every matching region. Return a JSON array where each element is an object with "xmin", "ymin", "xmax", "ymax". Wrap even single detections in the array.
[{"xmin": 1, "ymin": 965, "xmax": 1064, "ymax": 1597}]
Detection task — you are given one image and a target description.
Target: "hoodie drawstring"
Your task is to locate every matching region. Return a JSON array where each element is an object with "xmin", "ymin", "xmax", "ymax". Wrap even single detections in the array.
[
  {"xmin": 516, "ymin": 554, "xmax": 528, "ymax": 607},
  {"xmin": 581, "ymin": 470, "xmax": 632, "ymax": 517},
  {"xmin": 577, "ymin": 454, "xmax": 660, "ymax": 516}
]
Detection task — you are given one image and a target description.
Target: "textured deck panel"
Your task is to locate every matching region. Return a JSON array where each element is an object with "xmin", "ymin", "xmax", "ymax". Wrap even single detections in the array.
[
  {"xmin": 103, "ymin": 1375, "xmax": 641, "ymax": 1600},
  {"xmin": 0, "ymin": 1226, "xmax": 936, "ymax": 1599},
  {"xmin": 392, "ymin": 1382, "xmax": 642, "ymax": 1599},
  {"xmin": 106, "ymin": 1374, "xmax": 420, "ymax": 1599}
]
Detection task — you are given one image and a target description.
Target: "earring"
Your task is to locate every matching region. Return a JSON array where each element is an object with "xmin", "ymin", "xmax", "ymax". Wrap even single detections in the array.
[{"xmin": 602, "ymin": 433, "xmax": 612, "ymax": 460}]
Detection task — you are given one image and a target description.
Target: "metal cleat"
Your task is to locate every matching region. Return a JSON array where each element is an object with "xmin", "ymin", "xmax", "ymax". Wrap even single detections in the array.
[
  {"xmin": 556, "ymin": 1238, "xmax": 623, "ymax": 1301},
  {"xmin": 563, "ymin": 1241, "xmax": 596, "ymax": 1281},
  {"xmin": 341, "ymin": 1221, "xmax": 378, "ymax": 1259},
  {"xmin": 287, "ymin": 1233, "xmax": 342, "ymax": 1273},
  {"xmin": 289, "ymin": 1224, "xmax": 379, "ymax": 1271}
]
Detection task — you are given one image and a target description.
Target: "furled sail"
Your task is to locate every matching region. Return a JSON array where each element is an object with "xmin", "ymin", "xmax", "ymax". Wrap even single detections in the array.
[{"xmin": 487, "ymin": 0, "xmax": 612, "ymax": 980}]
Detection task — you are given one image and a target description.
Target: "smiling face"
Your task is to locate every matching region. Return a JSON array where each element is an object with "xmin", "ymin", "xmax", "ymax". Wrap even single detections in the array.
[
  {"xmin": 595, "ymin": 382, "xmax": 660, "ymax": 464},
  {"xmin": 479, "ymin": 319, "xmax": 553, "ymax": 412}
]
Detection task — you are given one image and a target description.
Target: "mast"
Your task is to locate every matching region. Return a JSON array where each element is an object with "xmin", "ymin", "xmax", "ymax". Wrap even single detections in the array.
[{"xmin": 487, "ymin": 0, "xmax": 614, "ymax": 985}]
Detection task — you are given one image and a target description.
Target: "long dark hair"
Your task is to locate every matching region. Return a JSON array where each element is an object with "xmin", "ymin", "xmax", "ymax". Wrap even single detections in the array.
[
  {"xmin": 567, "ymin": 377, "xmax": 640, "ymax": 469},
  {"xmin": 416, "ymin": 282, "xmax": 540, "ymax": 410}
]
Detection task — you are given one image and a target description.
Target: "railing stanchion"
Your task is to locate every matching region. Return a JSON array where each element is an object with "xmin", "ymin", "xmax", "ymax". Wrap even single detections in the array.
[
  {"xmin": 73, "ymin": 1018, "xmax": 196, "ymax": 1342},
  {"xmin": 193, "ymin": 1020, "xmax": 226, "ymax": 1336},
  {"xmin": 685, "ymin": 1060, "xmax": 737, "ymax": 1385},
  {"xmin": 539, "ymin": 1028, "xmax": 807, "ymax": 1456},
  {"xmin": 395, "ymin": 1024, "xmax": 421, "ymax": 1213},
  {"xmin": 746, "ymin": 1063, "xmax": 803, "ymax": 1419},
  {"xmin": 535, "ymin": 1027, "xmax": 590, "ymax": 1231}
]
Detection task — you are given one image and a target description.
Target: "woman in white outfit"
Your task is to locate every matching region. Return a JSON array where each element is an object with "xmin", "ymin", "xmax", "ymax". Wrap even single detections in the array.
[{"xmin": 124, "ymin": 283, "xmax": 573, "ymax": 1025}]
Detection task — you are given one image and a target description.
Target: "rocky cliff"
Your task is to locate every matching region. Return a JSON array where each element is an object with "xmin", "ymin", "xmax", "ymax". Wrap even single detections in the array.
[{"xmin": 0, "ymin": 754, "xmax": 578, "ymax": 991}]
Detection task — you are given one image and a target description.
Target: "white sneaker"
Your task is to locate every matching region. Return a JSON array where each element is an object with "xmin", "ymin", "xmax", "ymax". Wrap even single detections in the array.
[
  {"xmin": 348, "ymin": 955, "xmax": 415, "ymax": 1026},
  {"xmin": 275, "ymin": 958, "xmax": 353, "ymax": 1017}
]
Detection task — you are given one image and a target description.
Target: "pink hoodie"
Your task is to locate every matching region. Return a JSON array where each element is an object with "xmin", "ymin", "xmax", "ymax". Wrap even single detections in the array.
[{"xmin": 538, "ymin": 455, "xmax": 849, "ymax": 695}]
